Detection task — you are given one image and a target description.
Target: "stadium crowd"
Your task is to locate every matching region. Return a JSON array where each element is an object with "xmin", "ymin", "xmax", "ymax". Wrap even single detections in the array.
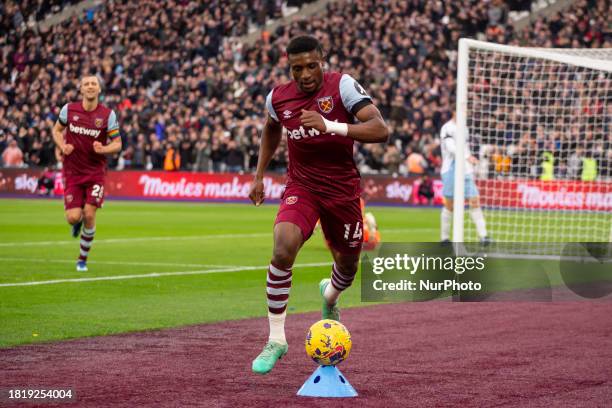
[
  {"xmin": 0, "ymin": 0, "xmax": 610, "ymax": 179},
  {"xmin": 1, "ymin": 0, "xmax": 81, "ymax": 29}
]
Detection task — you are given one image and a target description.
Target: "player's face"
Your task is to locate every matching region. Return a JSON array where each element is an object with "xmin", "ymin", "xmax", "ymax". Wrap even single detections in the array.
[
  {"xmin": 80, "ymin": 76, "xmax": 101, "ymax": 101},
  {"xmin": 288, "ymin": 51, "xmax": 324, "ymax": 93}
]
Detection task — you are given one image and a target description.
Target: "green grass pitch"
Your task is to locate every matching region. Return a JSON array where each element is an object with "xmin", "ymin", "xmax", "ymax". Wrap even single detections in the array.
[{"xmin": 0, "ymin": 199, "xmax": 441, "ymax": 348}]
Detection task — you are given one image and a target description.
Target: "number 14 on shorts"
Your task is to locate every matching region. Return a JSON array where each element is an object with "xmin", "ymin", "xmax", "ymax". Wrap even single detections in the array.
[{"xmin": 344, "ymin": 222, "xmax": 362, "ymax": 240}]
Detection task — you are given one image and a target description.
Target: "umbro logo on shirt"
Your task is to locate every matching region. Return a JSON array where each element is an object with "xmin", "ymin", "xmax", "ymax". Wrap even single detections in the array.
[{"xmin": 283, "ymin": 110, "xmax": 292, "ymax": 119}]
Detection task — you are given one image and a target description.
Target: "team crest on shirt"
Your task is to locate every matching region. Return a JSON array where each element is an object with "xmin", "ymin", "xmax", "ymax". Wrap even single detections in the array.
[
  {"xmin": 317, "ymin": 96, "xmax": 334, "ymax": 114},
  {"xmin": 286, "ymin": 196, "xmax": 298, "ymax": 205},
  {"xmin": 95, "ymin": 118, "xmax": 103, "ymax": 128}
]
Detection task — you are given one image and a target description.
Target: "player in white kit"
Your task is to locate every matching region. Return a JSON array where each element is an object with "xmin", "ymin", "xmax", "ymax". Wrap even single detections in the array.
[{"xmin": 439, "ymin": 111, "xmax": 490, "ymax": 244}]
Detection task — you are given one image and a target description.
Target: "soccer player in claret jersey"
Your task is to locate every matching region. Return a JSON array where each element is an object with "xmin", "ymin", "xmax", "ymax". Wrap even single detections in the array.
[
  {"xmin": 249, "ymin": 36, "xmax": 389, "ymax": 374},
  {"xmin": 52, "ymin": 75, "xmax": 122, "ymax": 272}
]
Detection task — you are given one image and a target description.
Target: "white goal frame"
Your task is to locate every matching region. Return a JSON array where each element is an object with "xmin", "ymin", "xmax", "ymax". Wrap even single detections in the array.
[{"xmin": 453, "ymin": 38, "xmax": 612, "ymax": 243}]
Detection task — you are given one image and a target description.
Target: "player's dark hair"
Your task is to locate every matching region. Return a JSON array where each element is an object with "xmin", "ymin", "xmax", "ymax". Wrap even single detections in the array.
[{"xmin": 286, "ymin": 35, "xmax": 323, "ymax": 56}]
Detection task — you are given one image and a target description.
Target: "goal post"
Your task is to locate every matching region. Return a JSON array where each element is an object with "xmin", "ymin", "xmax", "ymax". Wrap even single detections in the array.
[{"xmin": 453, "ymin": 39, "xmax": 612, "ymax": 246}]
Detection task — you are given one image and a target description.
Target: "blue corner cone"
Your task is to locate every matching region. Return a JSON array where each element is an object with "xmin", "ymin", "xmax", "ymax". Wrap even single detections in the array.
[{"xmin": 297, "ymin": 365, "xmax": 358, "ymax": 398}]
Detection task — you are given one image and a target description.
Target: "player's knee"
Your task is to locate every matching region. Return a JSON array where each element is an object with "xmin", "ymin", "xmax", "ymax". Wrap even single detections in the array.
[
  {"xmin": 272, "ymin": 223, "xmax": 303, "ymax": 268},
  {"xmin": 65, "ymin": 211, "xmax": 81, "ymax": 225},
  {"xmin": 272, "ymin": 243, "xmax": 298, "ymax": 269}
]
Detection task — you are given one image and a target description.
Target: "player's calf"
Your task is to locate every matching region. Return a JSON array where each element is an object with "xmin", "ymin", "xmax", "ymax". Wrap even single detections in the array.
[
  {"xmin": 252, "ymin": 263, "xmax": 292, "ymax": 374},
  {"xmin": 320, "ymin": 262, "xmax": 358, "ymax": 321},
  {"xmin": 71, "ymin": 220, "xmax": 83, "ymax": 238},
  {"xmin": 76, "ymin": 226, "xmax": 96, "ymax": 271},
  {"xmin": 65, "ymin": 210, "xmax": 83, "ymax": 238}
]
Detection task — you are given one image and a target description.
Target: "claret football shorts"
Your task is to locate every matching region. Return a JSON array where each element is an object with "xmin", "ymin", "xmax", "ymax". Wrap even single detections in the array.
[
  {"xmin": 63, "ymin": 175, "xmax": 105, "ymax": 210},
  {"xmin": 275, "ymin": 183, "xmax": 363, "ymax": 255}
]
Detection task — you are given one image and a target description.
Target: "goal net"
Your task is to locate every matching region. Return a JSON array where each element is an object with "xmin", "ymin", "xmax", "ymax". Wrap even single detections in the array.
[{"xmin": 453, "ymin": 39, "xmax": 611, "ymax": 251}]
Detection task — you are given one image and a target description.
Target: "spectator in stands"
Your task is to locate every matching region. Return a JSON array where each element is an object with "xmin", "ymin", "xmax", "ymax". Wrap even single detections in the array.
[
  {"xmin": 2, "ymin": 139, "xmax": 24, "ymax": 167},
  {"xmin": 405, "ymin": 146, "xmax": 427, "ymax": 176},
  {"xmin": 417, "ymin": 174, "xmax": 435, "ymax": 205},
  {"xmin": 179, "ymin": 139, "xmax": 195, "ymax": 171},
  {"xmin": 225, "ymin": 140, "xmax": 245, "ymax": 173},
  {"xmin": 37, "ymin": 167, "xmax": 55, "ymax": 196},
  {"xmin": 210, "ymin": 139, "xmax": 226, "ymax": 173},
  {"xmin": 164, "ymin": 142, "xmax": 180, "ymax": 171},
  {"xmin": 382, "ymin": 144, "xmax": 401, "ymax": 175},
  {"xmin": 150, "ymin": 140, "xmax": 165, "ymax": 170},
  {"xmin": 194, "ymin": 139, "xmax": 212, "ymax": 173}
]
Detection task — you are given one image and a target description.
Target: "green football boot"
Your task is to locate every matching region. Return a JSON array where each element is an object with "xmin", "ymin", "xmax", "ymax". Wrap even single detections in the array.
[
  {"xmin": 319, "ymin": 278, "xmax": 340, "ymax": 321},
  {"xmin": 251, "ymin": 341, "xmax": 288, "ymax": 375}
]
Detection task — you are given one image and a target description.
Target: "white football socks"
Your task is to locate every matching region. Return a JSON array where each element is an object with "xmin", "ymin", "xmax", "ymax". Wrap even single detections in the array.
[
  {"xmin": 268, "ymin": 311, "xmax": 287, "ymax": 344},
  {"xmin": 470, "ymin": 207, "xmax": 488, "ymax": 238},
  {"xmin": 324, "ymin": 282, "xmax": 341, "ymax": 306},
  {"xmin": 441, "ymin": 207, "xmax": 452, "ymax": 241}
]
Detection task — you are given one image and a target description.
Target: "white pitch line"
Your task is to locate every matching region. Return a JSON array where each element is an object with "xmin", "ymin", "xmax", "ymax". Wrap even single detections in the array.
[
  {"xmin": 0, "ymin": 228, "xmax": 436, "ymax": 248},
  {"xmin": 0, "ymin": 232, "xmax": 270, "ymax": 247},
  {"xmin": 0, "ymin": 262, "xmax": 331, "ymax": 288},
  {"xmin": 0, "ymin": 257, "xmax": 238, "ymax": 269},
  {"xmin": 381, "ymin": 228, "xmax": 438, "ymax": 233}
]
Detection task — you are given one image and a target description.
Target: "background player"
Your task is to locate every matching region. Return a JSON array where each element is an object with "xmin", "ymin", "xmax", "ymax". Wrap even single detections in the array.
[
  {"xmin": 52, "ymin": 75, "xmax": 122, "ymax": 272},
  {"xmin": 248, "ymin": 35, "xmax": 389, "ymax": 375},
  {"xmin": 440, "ymin": 110, "xmax": 490, "ymax": 244}
]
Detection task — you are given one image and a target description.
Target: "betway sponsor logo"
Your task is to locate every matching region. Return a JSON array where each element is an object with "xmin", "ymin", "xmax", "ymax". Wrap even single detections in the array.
[
  {"xmin": 517, "ymin": 183, "xmax": 612, "ymax": 209},
  {"xmin": 14, "ymin": 174, "xmax": 38, "ymax": 193},
  {"xmin": 69, "ymin": 123, "xmax": 101, "ymax": 138},
  {"xmin": 287, "ymin": 126, "xmax": 320, "ymax": 140},
  {"xmin": 138, "ymin": 175, "xmax": 285, "ymax": 199}
]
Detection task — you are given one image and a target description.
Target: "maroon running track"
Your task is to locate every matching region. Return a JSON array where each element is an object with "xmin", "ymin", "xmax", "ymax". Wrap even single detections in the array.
[{"xmin": 1, "ymin": 301, "xmax": 611, "ymax": 407}]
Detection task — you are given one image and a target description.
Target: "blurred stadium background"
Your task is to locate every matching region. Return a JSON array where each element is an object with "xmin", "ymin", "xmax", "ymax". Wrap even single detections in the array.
[
  {"xmin": 0, "ymin": 0, "xmax": 610, "ymax": 347},
  {"xmin": 1, "ymin": 0, "xmax": 609, "ymax": 178}
]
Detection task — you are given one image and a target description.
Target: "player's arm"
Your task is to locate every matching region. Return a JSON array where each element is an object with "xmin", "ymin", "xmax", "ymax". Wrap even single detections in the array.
[
  {"xmin": 93, "ymin": 110, "xmax": 122, "ymax": 154},
  {"xmin": 52, "ymin": 104, "xmax": 73, "ymax": 155},
  {"xmin": 346, "ymin": 104, "xmax": 389, "ymax": 143},
  {"xmin": 444, "ymin": 128, "xmax": 477, "ymax": 164},
  {"xmin": 300, "ymin": 104, "xmax": 388, "ymax": 143},
  {"xmin": 300, "ymin": 74, "xmax": 388, "ymax": 143},
  {"xmin": 93, "ymin": 136, "xmax": 122, "ymax": 154},
  {"xmin": 442, "ymin": 130, "xmax": 456, "ymax": 157},
  {"xmin": 254, "ymin": 115, "xmax": 283, "ymax": 178},
  {"xmin": 249, "ymin": 115, "xmax": 283, "ymax": 206}
]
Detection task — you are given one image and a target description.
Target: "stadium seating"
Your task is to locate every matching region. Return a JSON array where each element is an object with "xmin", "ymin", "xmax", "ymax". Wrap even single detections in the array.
[{"xmin": 0, "ymin": 0, "xmax": 609, "ymax": 177}]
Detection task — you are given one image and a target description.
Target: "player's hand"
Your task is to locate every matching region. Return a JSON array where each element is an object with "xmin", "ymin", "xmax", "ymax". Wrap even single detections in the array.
[
  {"xmin": 300, "ymin": 110, "xmax": 326, "ymax": 133},
  {"xmin": 249, "ymin": 178, "xmax": 265, "ymax": 206},
  {"xmin": 62, "ymin": 144, "xmax": 74, "ymax": 156},
  {"xmin": 93, "ymin": 141, "xmax": 105, "ymax": 154},
  {"xmin": 468, "ymin": 156, "xmax": 479, "ymax": 165}
]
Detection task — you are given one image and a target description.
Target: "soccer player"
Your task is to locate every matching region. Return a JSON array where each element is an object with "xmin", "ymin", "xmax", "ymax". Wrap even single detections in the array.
[
  {"xmin": 249, "ymin": 35, "xmax": 389, "ymax": 374},
  {"xmin": 440, "ymin": 110, "xmax": 490, "ymax": 244},
  {"xmin": 52, "ymin": 75, "xmax": 122, "ymax": 272}
]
